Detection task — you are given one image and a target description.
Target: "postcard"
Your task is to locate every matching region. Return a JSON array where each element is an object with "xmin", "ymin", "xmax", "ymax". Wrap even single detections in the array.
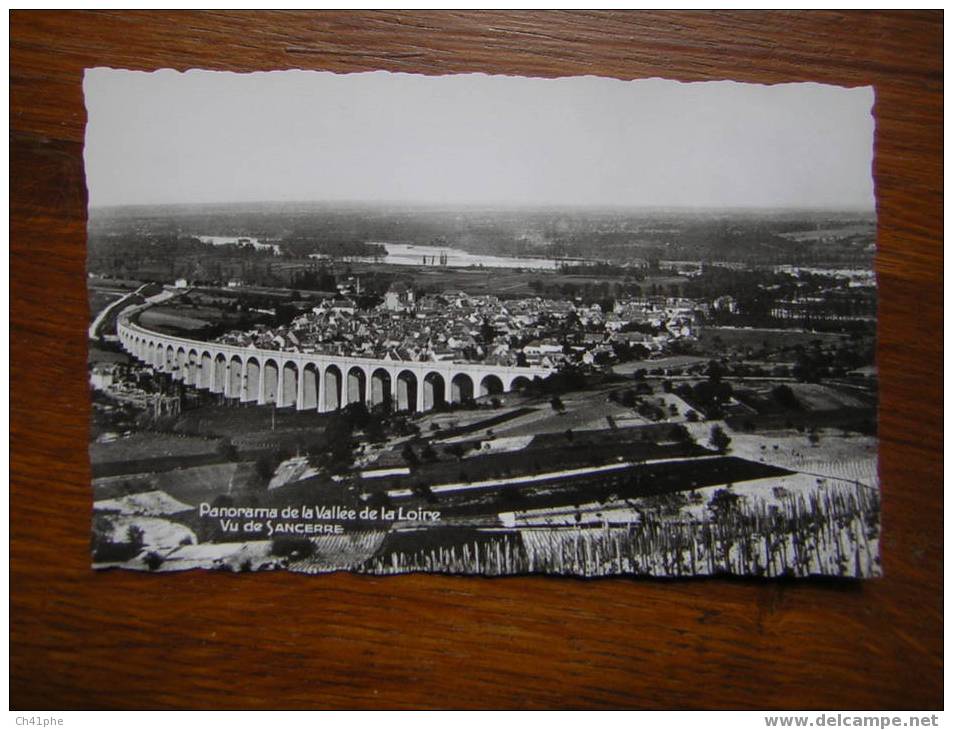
[{"xmin": 86, "ymin": 69, "xmax": 879, "ymax": 577}]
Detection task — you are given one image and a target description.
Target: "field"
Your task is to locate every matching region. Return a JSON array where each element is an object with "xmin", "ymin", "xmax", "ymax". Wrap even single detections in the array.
[
  {"xmin": 138, "ymin": 306, "xmax": 217, "ymax": 333},
  {"xmin": 725, "ymin": 408, "xmax": 876, "ymax": 435},
  {"xmin": 778, "ymin": 224, "xmax": 875, "ymax": 242},
  {"xmin": 727, "ymin": 429, "xmax": 878, "ymax": 488},
  {"xmin": 785, "ymin": 382, "xmax": 875, "ymax": 411},
  {"xmin": 697, "ymin": 326, "xmax": 848, "ymax": 353},
  {"xmin": 88, "ymin": 343, "xmax": 132, "ymax": 366},
  {"xmin": 90, "ymin": 432, "xmax": 222, "ymax": 463},
  {"xmin": 174, "ymin": 402, "xmax": 332, "ymax": 437},
  {"xmin": 475, "ymin": 388, "xmax": 643, "ymax": 438},
  {"xmin": 89, "ymin": 432, "xmax": 228, "ymax": 477},
  {"xmin": 93, "ymin": 461, "xmax": 261, "ymax": 503},
  {"xmin": 88, "ymin": 290, "xmax": 124, "ymax": 318},
  {"xmin": 613, "ymin": 355, "xmax": 710, "ymax": 375}
]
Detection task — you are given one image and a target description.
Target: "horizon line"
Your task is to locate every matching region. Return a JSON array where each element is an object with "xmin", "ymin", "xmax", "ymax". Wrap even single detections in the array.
[{"xmin": 88, "ymin": 198, "xmax": 877, "ymax": 215}]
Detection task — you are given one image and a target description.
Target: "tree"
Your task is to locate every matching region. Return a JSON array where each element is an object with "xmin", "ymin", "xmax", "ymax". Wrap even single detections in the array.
[
  {"xmin": 254, "ymin": 454, "xmax": 277, "ymax": 483},
  {"xmin": 365, "ymin": 416, "xmax": 386, "ymax": 443},
  {"xmin": 772, "ymin": 384, "xmax": 800, "ymax": 410},
  {"xmin": 709, "ymin": 424, "xmax": 731, "ymax": 452},
  {"xmin": 216, "ymin": 438, "xmax": 238, "ymax": 462},
  {"xmin": 403, "ymin": 477, "xmax": 432, "ymax": 500},
  {"xmin": 401, "ymin": 444, "xmax": 420, "ymax": 467},
  {"xmin": 706, "ymin": 359, "xmax": 726, "ymax": 383},
  {"xmin": 125, "ymin": 525, "xmax": 144, "ymax": 550},
  {"xmin": 320, "ymin": 417, "xmax": 355, "ymax": 472},
  {"xmin": 341, "ymin": 402, "xmax": 370, "ymax": 429},
  {"xmin": 479, "ymin": 317, "xmax": 496, "ymax": 345},
  {"xmin": 708, "ymin": 487, "xmax": 742, "ymax": 524},
  {"xmin": 634, "ymin": 381, "xmax": 653, "ymax": 396},
  {"xmin": 671, "ymin": 424, "xmax": 694, "ymax": 444},
  {"xmin": 639, "ymin": 491, "xmax": 690, "ymax": 520}
]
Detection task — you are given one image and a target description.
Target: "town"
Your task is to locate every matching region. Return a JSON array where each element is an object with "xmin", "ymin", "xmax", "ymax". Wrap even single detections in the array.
[{"xmin": 215, "ymin": 284, "xmax": 698, "ymax": 370}]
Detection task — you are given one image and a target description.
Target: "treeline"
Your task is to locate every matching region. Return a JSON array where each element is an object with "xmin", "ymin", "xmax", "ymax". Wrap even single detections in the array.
[{"xmin": 527, "ymin": 278, "xmax": 686, "ymax": 303}]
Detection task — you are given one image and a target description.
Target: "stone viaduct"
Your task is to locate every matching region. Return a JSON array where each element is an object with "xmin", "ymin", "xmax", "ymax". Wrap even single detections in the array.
[{"xmin": 117, "ymin": 311, "xmax": 554, "ymax": 414}]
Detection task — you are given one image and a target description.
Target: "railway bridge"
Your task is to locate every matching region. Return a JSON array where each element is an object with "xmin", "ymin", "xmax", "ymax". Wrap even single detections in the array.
[{"xmin": 116, "ymin": 311, "xmax": 553, "ymax": 414}]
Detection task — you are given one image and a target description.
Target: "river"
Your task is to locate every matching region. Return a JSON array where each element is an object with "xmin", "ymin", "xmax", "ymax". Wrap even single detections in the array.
[{"xmin": 318, "ymin": 242, "xmax": 592, "ymax": 271}]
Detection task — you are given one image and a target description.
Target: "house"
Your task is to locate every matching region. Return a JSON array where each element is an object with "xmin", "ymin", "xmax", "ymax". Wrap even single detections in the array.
[
  {"xmin": 328, "ymin": 297, "xmax": 357, "ymax": 315},
  {"xmin": 89, "ymin": 363, "xmax": 119, "ymax": 391},
  {"xmin": 712, "ymin": 295, "xmax": 739, "ymax": 314},
  {"xmin": 429, "ymin": 348, "xmax": 457, "ymax": 362},
  {"xmin": 525, "ymin": 338, "xmax": 564, "ymax": 356},
  {"xmin": 384, "ymin": 282, "xmax": 415, "ymax": 312}
]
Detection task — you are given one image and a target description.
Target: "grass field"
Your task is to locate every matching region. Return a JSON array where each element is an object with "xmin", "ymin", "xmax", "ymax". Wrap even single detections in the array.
[
  {"xmin": 93, "ymin": 461, "xmax": 261, "ymax": 502},
  {"xmin": 725, "ymin": 407, "xmax": 876, "ymax": 435},
  {"xmin": 613, "ymin": 355, "xmax": 710, "ymax": 375},
  {"xmin": 138, "ymin": 306, "xmax": 216, "ymax": 332},
  {"xmin": 728, "ymin": 430, "xmax": 878, "ymax": 487},
  {"xmin": 786, "ymin": 382, "xmax": 875, "ymax": 410},
  {"xmin": 174, "ymin": 402, "xmax": 332, "ymax": 437},
  {"xmin": 90, "ymin": 432, "xmax": 222, "ymax": 463},
  {"xmin": 88, "ymin": 343, "xmax": 132, "ymax": 366},
  {"xmin": 697, "ymin": 326, "xmax": 848, "ymax": 353},
  {"xmin": 88, "ymin": 290, "xmax": 124, "ymax": 318},
  {"xmin": 89, "ymin": 432, "xmax": 231, "ymax": 477}
]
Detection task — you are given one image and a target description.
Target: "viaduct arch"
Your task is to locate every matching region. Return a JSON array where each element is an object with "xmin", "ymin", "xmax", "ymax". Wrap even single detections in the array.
[{"xmin": 117, "ymin": 309, "xmax": 552, "ymax": 415}]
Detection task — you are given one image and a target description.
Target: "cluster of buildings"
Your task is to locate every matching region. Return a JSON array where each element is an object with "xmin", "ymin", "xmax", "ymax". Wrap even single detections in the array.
[
  {"xmin": 89, "ymin": 362, "xmax": 184, "ymax": 417},
  {"xmin": 213, "ymin": 285, "xmax": 701, "ymax": 369}
]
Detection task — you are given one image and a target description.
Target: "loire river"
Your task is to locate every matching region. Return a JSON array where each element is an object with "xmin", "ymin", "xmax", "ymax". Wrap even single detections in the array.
[
  {"xmin": 199, "ymin": 236, "xmax": 592, "ymax": 271},
  {"xmin": 339, "ymin": 243, "xmax": 588, "ymax": 271}
]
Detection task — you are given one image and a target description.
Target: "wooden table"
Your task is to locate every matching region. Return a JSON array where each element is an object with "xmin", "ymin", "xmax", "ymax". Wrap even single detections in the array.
[{"xmin": 10, "ymin": 11, "xmax": 942, "ymax": 709}]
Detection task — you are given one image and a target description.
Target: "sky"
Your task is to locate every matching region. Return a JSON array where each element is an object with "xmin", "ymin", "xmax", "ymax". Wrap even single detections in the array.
[{"xmin": 83, "ymin": 69, "xmax": 875, "ymax": 211}]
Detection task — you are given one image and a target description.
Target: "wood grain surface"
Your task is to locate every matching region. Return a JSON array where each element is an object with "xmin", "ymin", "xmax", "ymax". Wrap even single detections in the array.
[{"xmin": 10, "ymin": 10, "xmax": 942, "ymax": 710}]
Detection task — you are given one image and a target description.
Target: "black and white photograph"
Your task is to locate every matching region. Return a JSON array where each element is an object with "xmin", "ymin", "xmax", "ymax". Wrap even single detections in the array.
[{"xmin": 85, "ymin": 69, "xmax": 880, "ymax": 579}]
